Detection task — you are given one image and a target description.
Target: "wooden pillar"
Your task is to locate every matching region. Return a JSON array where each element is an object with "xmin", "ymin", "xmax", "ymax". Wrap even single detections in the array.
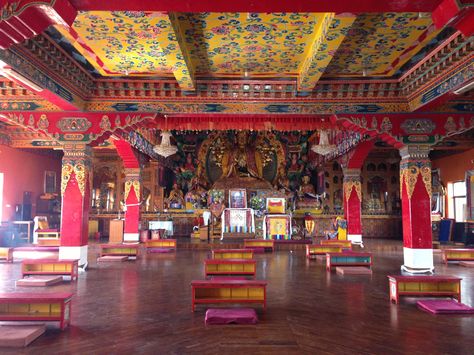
[
  {"xmin": 123, "ymin": 168, "xmax": 141, "ymax": 242},
  {"xmin": 343, "ymin": 168, "xmax": 363, "ymax": 247},
  {"xmin": 59, "ymin": 144, "xmax": 92, "ymax": 268},
  {"xmin": 399, "ymin": 145, "xmax": 433, "ymax": 273}
]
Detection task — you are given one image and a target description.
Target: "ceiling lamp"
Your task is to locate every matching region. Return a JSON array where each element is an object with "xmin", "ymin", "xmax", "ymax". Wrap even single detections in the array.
[
  {"xmin": 153, "ymin": 130, "xmax": 178, "ymax": 158},
  {"xmin": 311, "ymin": 130, "xmax": 336, "ymax": 156}
]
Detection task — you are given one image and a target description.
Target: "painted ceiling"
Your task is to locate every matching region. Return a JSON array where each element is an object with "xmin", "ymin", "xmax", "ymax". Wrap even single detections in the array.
[
  {"xmin": 178, "ymin": 12, "xmax": 328, "ymax": 76},
  {"xmin": 53, "ymin": 11, "xmax": 442, "ymax": 84},
  {"xmin": 323, "ymin": 13, "xmax": 440, "ymax": 77}
]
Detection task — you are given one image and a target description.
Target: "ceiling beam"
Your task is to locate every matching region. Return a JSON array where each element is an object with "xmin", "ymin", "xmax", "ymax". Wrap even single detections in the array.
[
  {"xmin": 408, "ymin": 55, "xmax": 473, "ymax": 111},
  {"xmin": 298, "ymin": 14, "xmax": 356, "ymax": 91},
  {"xmin": 69, "ymin": 0, "xmax": 445, "ymax": 13},
  {"xmin": 0, "ymin": 48, "xmax": 86, "ymax": 110},
  {"xmin": 165, "ymin": 13, "xmax": 195, "ymax": 91},
  {"xmin": 432, "ymin": 0, "xmax": 474, "ymax": 37},
  {"xmin": 0, "ymin": 0, "xmax": 77, "ymax": 49}
]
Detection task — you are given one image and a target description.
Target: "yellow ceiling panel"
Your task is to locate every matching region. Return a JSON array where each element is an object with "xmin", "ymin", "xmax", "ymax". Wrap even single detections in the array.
[
  {"xmin": 179, "ymin": 12, "xmax": 329, "ymax": 76},
  {"xmin": 324, "ymin": 13, "xmax": 441, "ymax": 77},
  {"xmin": 70, "ymin": 11, "xmax": 174, "ymax": 75}
]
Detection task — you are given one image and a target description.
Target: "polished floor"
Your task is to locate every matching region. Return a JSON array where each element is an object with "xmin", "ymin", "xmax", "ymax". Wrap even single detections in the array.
[{"xmin": 1, "ymin": 241, "xmax": 473, "ymax": 354}]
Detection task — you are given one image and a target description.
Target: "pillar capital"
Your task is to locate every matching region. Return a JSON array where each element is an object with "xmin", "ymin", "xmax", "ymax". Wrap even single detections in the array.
[
  {"xmin": 399, "ymin": 144, "xmax": 431, "ymax": 161},
  {"xmin": 343, "ymin": 168, "xmax": 361, "ymax": 180}
]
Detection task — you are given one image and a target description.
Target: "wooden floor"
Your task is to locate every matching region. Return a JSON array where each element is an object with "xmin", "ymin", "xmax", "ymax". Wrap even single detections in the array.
[{"xmin": 1, "ymin": 241, "xmax": 473, "ymax": 354}]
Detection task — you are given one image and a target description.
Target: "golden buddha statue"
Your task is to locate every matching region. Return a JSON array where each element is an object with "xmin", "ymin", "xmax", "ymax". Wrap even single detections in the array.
[{"xmin": 221, "ymin": 131, "xmax": 264, "ymax": 179}]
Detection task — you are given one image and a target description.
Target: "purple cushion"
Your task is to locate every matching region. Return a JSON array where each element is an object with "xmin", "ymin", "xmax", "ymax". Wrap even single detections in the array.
[
  {"xmin": 417, "ymin": 300, "xmax": 474, "ymax": 314},
  {"xmin": 205, "ymin": 308, "xmax": 258, "ymax": 325}
]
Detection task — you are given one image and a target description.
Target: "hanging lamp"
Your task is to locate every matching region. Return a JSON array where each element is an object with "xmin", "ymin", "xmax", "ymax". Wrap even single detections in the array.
[
  {"xmin": 311, "ymin": 130, "xmax": 336, "ymax": 156},
  {"xmin": 153, "ymin": 116, "xmax": 178, "ymax": 158}
]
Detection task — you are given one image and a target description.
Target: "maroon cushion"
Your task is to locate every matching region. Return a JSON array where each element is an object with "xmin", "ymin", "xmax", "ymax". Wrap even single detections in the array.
[
  {"xmin": 417, "ymin": 300, "xmax": 474, "ymax": 314},
  {"xmin": 205, "ymin": 308, "xmax": 258, "ymax": 325},
  {"xmin": 37, "ymin": 228, "xmax": 58, "ymax": 233}
]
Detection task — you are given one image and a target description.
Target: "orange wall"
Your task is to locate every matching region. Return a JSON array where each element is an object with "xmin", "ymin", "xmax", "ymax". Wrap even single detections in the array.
[
  {"xmin": 0, "ymin": 146, "xmax": 62, "ymax": 221},
  {"xmin": 432, "ymin": 148, "xmax": 474, "ymax": 184}
]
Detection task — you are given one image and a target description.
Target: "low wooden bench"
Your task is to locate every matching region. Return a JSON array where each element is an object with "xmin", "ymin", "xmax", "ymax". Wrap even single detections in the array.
[
  {"xmin": 306, "ymin": 245, "xmax": 342, "ymax": 259},
  {"xmin": 100, "ymin": 243, "xmax": 139, "ymax": 258},
  {"xmin": 326, "ymin": 252, "xmax": 372, "ymax": 270},
  {"xmin": 442, "ymin": 249, "xmax": 474, "ymax": 264},
  {"xmin": 191, "ymin": 279, "xmax": 267, "ymax": 312},
  {"xmin": 144, "ymin": 239, "xmax": 177, "ymax": 252},
  {"xmin": 243, "ymin": 239, "xmax": 274, "ymax": 252},
  {"xmin": 320, "ymin": 240, "xmax": 352, "ymax": 250},
  {"xmin": 387, "ymin": 275, "xmax": 462, "ymax": 304},
  {"xmin": 204, "ymin": 259, "xmax": 257, "ymax": 278},
  {"xmin": 37, "ymin": 231, "xmax": 61, "ymax": 247},
  {"xmin": 212, "ymin": 249, "xmax": 254, "ymax": 259},
  {"xmin": 0, "ymin": 247, "xmax": 13, "ymax": 262},
  {"xmin": 0, "ymin": 292, "xmax": 73, "ymax": 330},
  {"xmin": 22, "ymin": 259, "xmax": 79, "ymax": 281}
]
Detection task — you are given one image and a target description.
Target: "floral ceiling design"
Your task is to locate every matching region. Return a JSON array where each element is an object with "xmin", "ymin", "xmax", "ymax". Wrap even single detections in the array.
[
  {"xmin": 323, "ymin": 13, "xmax": 441, "ymax": 77},
  {"xmin": 53, "ymin": 11, "xmax": 443, "ymax": 86},
  {"xmin": 178, "ymin": 12, "xmax": 327, "ymax": 76}
]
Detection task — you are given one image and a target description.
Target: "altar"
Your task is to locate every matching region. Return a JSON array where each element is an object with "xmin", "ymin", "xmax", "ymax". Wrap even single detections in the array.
[
  {"xmin": 263, "ymin": 215, "xmax": 292, "ymax": 240},
  {"xmin": 221, "ymin": 208, "xmax": 255, "ymax": 240},
  {"xmin": 262, "ymin": 198, "xmax": 292, "ymax": 240}
]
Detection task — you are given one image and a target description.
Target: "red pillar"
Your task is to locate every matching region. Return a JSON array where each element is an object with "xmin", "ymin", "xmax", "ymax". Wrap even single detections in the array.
[
  {"xmin": 59, "ymin": 144, "xmax": 91, "ymax": 267},
  {"xmin": 343, "ymin": 168, "xmax": 363, "ymax": 246},
  {"xmin": 123, "ymin": 168, "xmax": 141, "ymax": 242},
  {"xmin": 399, "ymin": 145, "xmax": 433, "ymax": 273}
]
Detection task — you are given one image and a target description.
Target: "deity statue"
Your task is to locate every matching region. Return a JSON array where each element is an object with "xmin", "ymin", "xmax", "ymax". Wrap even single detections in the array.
[
  {"xmin": 166, "ymin": 183, "xmax": 184, "ymax": 209},
  {"xmin": 180, "ymin": 152, "xmax": 196, "ymax": 174},
  {"xmin": 185, "ymin": 176, "xmax": 208, "ymax": 208},
  {"xmin": 221, "ymin": 131, "xmax": 264, "ymax": 179},
  {"xmin": 288, "ymin": 153, "xmax": 303, "ymax": 174},
  {"xmin": 297, "ymin": 175, "xmax": 322, "ymax": 210}
]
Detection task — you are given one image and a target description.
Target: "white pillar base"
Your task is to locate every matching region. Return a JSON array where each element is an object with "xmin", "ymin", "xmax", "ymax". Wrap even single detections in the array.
[
  {"xmin": 59, "ymin": 245, "xmax": 88, "ymax": 270},
  {"xmin": 123, "ymin": 233, "xmax": 139, "ymax": 242},
  {"xmin": 401, "ymin": 247, "xmax": 434, "ymax": 274},
  {"xmin": 348, "ymin": 234, "xmax": 363, "ymax": 248}
]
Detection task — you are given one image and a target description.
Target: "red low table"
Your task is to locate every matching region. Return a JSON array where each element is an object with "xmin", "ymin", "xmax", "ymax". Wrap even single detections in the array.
[
  {"xmin": 387, "ymin": 275, "xmax": 462, "ymax": 304},
  {"xmin": 191, "ymin": 279, "xmax": 267, "ymax": 312},
  {"xmin": 22, "ymin": 259, "xmax": 79, "ymax": 281},
  {"xmin": 0, "ymin": 293, "xmax": 73, "ymax": 330}
]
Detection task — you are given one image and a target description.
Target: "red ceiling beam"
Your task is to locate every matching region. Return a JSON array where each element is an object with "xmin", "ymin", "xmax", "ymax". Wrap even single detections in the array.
[
  {"xmin": 347, "ymin": 140, "xmax": 376, "ymax": 169},
  {"xmin": 113, "ymin": 139, "xmax": 139, "ymax": 168},
  {"xmin": 70, "ymin": 0, "xmax": 445, "ymax": 13},
  {"xmin": 432, "ymin": 0, "xmax": 474, "ymax": 37},
  {"xmin": 0, "ymin": 0, "xmax": 77, "ymax": 49}
]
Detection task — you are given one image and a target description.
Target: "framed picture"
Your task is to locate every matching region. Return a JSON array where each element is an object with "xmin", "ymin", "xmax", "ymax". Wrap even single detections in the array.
[
  {"xmin": 44, "ymin": 171, "xmax": 57, "ymax": 194},
  {"xmin": 229, "ymin": 189, "xmax": 247, "ymax": 208}
]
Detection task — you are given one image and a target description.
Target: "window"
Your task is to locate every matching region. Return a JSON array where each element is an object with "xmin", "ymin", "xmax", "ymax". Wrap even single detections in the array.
[{"xmin": 448, "ymin": 181, "xmax": 466, "ymax": 222}]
